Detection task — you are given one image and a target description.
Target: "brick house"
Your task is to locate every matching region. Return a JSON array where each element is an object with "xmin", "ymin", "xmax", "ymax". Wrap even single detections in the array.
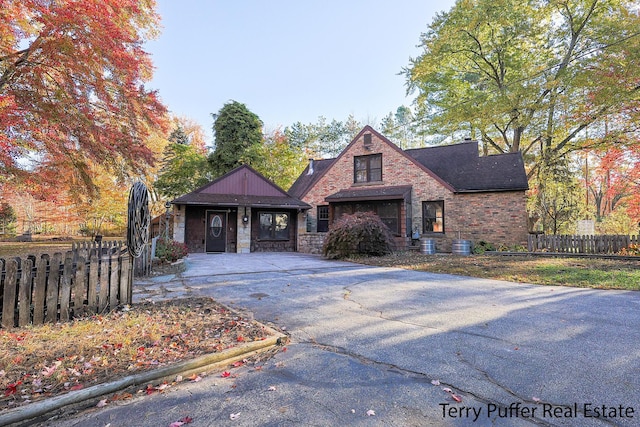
[
  {"xmin": 289, "ymin": 126, "xmax": 529, "ymax": 253},
  {"xmin": 171, "ymin": 164, "xmax": 310, "ymax": 253}
]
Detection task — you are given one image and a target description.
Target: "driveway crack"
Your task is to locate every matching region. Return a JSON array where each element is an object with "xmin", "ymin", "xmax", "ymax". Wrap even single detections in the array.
[
  {"xmin": 454, "ymin": 352, "xmax": 621, "ymax": 427},
  {"xmin": 305, "ymin": 341, "xmax": 557, "ymax": 425}
]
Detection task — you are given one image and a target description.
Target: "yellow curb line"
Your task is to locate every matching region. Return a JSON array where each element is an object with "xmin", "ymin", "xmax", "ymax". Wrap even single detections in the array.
[{"xmin": 0, "ymin": 326, "xmax": 286, "ymax": 426}]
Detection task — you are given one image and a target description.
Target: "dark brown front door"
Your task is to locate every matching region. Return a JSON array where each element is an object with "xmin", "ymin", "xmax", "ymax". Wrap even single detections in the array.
[{"xmin": 206, "ymin": 211, "xmax": 226, "ymax": 252}]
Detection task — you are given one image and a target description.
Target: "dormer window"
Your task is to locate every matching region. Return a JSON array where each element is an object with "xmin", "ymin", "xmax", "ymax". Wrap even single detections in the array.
[{"xmin": 354, "ymin": 154, "xmax": 382, "ymax": 183}]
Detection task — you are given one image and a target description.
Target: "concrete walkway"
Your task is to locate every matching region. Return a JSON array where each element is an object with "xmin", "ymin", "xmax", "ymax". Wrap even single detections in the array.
[{"xmin": 53, "ymin": 253, "xmax": 640, "ymax": 427}]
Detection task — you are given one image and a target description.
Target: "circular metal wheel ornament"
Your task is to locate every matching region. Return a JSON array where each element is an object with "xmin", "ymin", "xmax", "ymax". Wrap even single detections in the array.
[{"xmin": 127, "ymin": 181, "xmax": 150, "ymax": 257}]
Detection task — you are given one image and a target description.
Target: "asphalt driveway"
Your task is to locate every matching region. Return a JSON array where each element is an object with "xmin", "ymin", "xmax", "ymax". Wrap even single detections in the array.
[{"xmin": 54, "ymin": 253, "xmax": 640, "ymax": 427}]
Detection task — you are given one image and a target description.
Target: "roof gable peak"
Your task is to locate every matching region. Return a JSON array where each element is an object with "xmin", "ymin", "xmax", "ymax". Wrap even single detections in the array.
[{"xmin": 188, "ymin": 164, "xmax": 290, "ymax": 198}]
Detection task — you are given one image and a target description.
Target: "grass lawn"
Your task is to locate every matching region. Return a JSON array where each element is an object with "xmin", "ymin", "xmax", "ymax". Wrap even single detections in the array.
[
  {"xmin": 350, "ymin": 252, "xmax": 640, "ymax": 291},
  {"xmin": 0, "ymin": 240, "xmax": 87, "ymax": 259}
]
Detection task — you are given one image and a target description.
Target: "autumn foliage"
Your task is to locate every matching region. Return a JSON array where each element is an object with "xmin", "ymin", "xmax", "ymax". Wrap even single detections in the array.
[{"xmin": 0, "ymin": 0, "xmax": 167, "ymax": 191}]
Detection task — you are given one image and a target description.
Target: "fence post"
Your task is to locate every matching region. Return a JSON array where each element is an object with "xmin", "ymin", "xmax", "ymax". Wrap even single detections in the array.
[
  {"xmin": 18, "ymin": 258, "xmax": 33, "ymax": 327},
  {"xmin": 1, "ymin": 259, "xmax": 18, "ymax": 329},
  {"xmin": 73, "ymin": 256, "xmax": 86, "ymax": 313},
  {"xmin": 109, "ymin": 252, "xmax": 119, "ymax": 310},
  {"xmin": 88, "ymin": 252, "xmax": 99, "ymax": 313},
  {"xmin": 98, "ymin": 252, "xmax": 109, "ymax": 313},
  {"xmin": 119, "ymin": 253, "xmax": 132, "ymax": 306},
  {"xmin": 45, "ymin": 253, "xmax": 62, "ymax": 324},
  {"xmin": 32, "ymin": 255, "xmax": 48, "ymax": 325},
  {"xmin": 59, "ymin": 254, "xmax": 74, "ymax": 322}
]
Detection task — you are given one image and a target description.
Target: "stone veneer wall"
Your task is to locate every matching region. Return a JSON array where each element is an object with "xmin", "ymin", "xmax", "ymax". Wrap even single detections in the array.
[
  {"xmin": 236, "ymin": 206, "xmax": 251, "ymax": 253},
  {"xmin": 172, "ymin": 205, "xmax": 185, "ymax": 243},
  {"xmin": 298, "ymin": 233, "xmax": 326, "ymax": 255},
  {"xmin": 298, "ymin": 130, "xmax": 529, "ymax": 254}
]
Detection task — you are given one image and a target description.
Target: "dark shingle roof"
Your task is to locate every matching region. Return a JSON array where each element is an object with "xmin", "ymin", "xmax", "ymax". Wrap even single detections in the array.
[
  {"xmin": 405, "ymin": 142, "xmax": 529, "ymax": 192},
  {"xmin": 325, "ymin": 185, "xmax": 412, "ymax": 202},
  {"xmin": 288, "ymin": 129, "xmax": 529, "ymax": 198},
  {"xmin": 287, "ymin": 158, "xmax": 334, "ymax": 199},
  {"xmin": 172, "ymin": 193, "xmax": 310, "ymax": 209}
]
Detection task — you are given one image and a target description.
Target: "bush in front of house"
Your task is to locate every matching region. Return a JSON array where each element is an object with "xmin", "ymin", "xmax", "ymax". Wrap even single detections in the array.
[
  {"xmin": 322, "ymin": 211, "xmax": 395, "ymax": 259},
  {"xmin": 156, "ymin": 239, "xmax": 188, "ymax": 262}
]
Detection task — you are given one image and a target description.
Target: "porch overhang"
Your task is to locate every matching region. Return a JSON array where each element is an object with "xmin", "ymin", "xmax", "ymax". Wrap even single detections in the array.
[
  {"xmin": 325, "ymin": 185, "xmax": 412, "ymax": 203},
  {"xmin": 172, "ymin": 194, "xmax": 311, "ymax": 211}
]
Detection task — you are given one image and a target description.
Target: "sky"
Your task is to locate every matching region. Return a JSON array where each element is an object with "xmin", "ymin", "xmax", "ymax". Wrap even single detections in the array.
[{"xmin": 146, "ymin": 0, "xmax": 457, "ymax": 144}]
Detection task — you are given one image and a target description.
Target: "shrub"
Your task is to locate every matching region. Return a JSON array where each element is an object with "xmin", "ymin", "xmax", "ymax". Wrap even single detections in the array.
[
  {"xmin": 618, "ymin": 244, "xmax": 640, "ymax": 256},
  {"xmin": 156, "ymin": 239, "xmax": 189, "ymax": 262},
  {"xmin": 322, "ymin": 211, "xmax": 395, "ymax": 259},
  {"xmin": 473, "ymin": 240, "xmax": 496, "ymax": 254}
]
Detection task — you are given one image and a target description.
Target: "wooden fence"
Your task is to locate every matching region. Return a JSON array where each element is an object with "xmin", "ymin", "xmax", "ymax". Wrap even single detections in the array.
[
  {"xmin": 527, "ymin": 234, "xmax": 639, "ymax": 254},
  {"xmin": 0, "ymin": 241, "xmax": 133, "ymax": 329}
]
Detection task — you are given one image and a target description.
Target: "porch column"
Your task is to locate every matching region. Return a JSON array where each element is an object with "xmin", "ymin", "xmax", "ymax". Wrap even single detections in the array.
[
  {"xmin": 172, "ymin": 204, "xmax": 185, "ymax": 243},
  {"xmin": 237, "ymin": 206, "xmax": 251, "ymax": 253}
]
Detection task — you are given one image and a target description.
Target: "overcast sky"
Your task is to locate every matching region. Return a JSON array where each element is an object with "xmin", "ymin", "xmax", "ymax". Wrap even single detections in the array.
[{"xmin": 146, "ymin": 0, "xmax": 456, "ymax": 144}]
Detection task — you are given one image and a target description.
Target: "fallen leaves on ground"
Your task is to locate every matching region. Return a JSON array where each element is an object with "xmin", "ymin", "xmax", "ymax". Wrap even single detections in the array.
[
  {"xmin": 0, "ymin": 297, "xmax": 273, "ymax": 411},
  {"xmin": 169, "ymin": 416, "xmax": 193, "ymax": 427},
  {"xmin": 442, "ymin": 387, "xmax": 462, "ymax": 402}
]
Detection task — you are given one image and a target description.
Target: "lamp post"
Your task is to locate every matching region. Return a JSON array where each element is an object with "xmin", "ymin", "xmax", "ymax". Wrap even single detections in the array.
[{"xmin": 164, "ymin": 201, "xmax": 171, "ymax": 240}]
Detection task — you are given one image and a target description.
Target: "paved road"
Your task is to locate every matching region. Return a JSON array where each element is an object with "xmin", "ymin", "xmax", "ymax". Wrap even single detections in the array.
[{"xmin": 54, "ymin": 253, "xmax": 640, "ymax": 427}]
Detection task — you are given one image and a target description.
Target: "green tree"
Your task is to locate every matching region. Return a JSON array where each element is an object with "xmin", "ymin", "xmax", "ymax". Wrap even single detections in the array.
[
  {"xmin": 155, "ymin": 142, "xmax": 210, "ymax": 200},
  {"xmin": 379, "ymin": 106, "xmax": 423, "ymax": 149},
  {"xmin": 208, "ymin": 101, "xmax": 263, "ymax": 177},
  {"xmin": 168, "ymin": 124, "xmax": 190, "ymax": 145},
  {"xmin": 529, "ymin": 159, "xmax": 586, "ymax": 234},
  {"xmin": 405, "ymin": 0, "xmax": 640, "ymax": 175},
  {"xmin": 284, "ymin": 115, "xmax": 362, "ymax": 158},
  {"xmin": 244, "ymin": 129, "xmax": 306, "ymax": 190},
  {"xmin": 0, "ymin": 202, "xmax": 17, "ymax": 237}
]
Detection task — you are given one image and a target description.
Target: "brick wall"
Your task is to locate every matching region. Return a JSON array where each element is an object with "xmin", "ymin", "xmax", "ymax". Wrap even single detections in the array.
[{"xmin": 298, "ymin": 131, "xmax": 528, "ymax": 253}]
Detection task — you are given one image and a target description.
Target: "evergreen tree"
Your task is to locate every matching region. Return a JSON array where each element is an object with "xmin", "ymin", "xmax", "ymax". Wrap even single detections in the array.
[
  {"xmin": 168, "ymin": 124, "xmax": 190, "ymax": 145},
  {"xmin": 0, "ymin": 202, "xmax": 17, "ymax": 236},
  {"xmin": 208, "ymin": 101, "xmax": 263, "ymax": 177}
]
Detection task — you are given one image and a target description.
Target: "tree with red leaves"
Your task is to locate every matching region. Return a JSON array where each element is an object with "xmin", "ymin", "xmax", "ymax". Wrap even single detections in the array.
[{"xmin": 0, "ymin": 0, "xmax": 167, "ymax": 192}]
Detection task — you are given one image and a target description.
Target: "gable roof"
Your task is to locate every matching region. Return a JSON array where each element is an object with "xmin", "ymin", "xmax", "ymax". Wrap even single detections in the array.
[
  {"xmin": 289, "ymin": 126, "xmax": 529, "ymax": 198},
  {"xmin": 288, "ymin": 126, "xmax": 455, "ymax": 199},
  {"xmin": 172, "ymin": 164, "xmax": 311, "ymax": 210}
]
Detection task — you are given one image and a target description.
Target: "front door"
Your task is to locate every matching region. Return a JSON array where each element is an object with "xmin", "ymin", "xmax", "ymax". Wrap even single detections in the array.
[{"xmin": 206, "ymin": 211, "xmax": 226, "ymax": 252}]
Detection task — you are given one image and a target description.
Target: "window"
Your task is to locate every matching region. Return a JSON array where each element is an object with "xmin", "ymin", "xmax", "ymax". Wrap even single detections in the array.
[
  {"xmin": 422, "ymin": 201, "xmax": 444, "ymax": 233},
  {"xmin": 332, "ymin": 201, "xmax": 401, "ymax": 235},
  {"xmin": 377, "ymin": 202, "xmax": 399, "ymax": 234},
  {"xmin": 259, "ymin": 212, "xmax": 290, "ymax": 240},
  {"xmin": 354, "ymin": 154, "xmax": 382, "ymax": 183},
  {"xmin": 317, "ymin": 206, "xmax": 329, "ymax": 232}
]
